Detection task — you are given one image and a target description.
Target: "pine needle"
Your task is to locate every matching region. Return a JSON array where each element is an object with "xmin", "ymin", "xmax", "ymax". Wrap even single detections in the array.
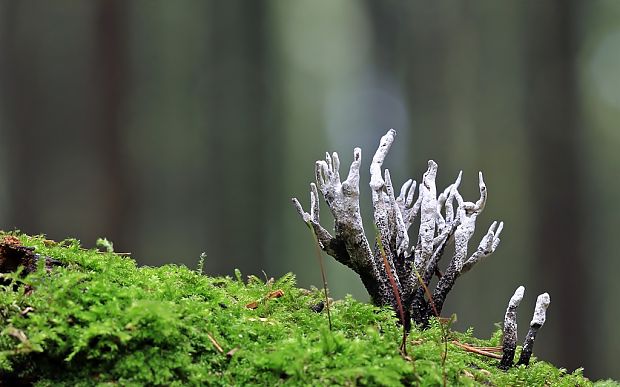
[{"xmin": 307, "ymin": 222, "xmax": 332, "ymax": 331}]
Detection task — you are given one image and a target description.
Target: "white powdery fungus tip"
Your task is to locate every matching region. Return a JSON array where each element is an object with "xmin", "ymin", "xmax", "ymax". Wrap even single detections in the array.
[
  {"xmin": 344, "ymin": 148, "xmax": 362, "ymax": 188},
  {"xmin": 425, "ymin": 160, "xmax": 439, "ymax": 182},
  {"xmin": 461, "ymin": 219, "xmax": 504, "ymax": 274},
  {"xmin": 531, "ymin": 293, "xmax": 550, "ymax": 327},
  {"xmin": 315, "ymin": 160, "xmax": 327, "ymax": 189},
  {"xmin": 397, "ymin": 178, "xmax": 417, "ymax": 238},
  {"xmin": 398, "ymin": 179, "xmax": 413, "ymax": 204},
  {"xmin": 291, "ymin": 197, "xmax": 305, "ymax": 220},
  {"xmin": 509, "ymin": 286, "xmax": 525, "ymax": 309},
  {"xmin": 495, "ymin": 221, "xmax": 504, "ymax": 238},
  {"xmin": 331, "ymin": 152, "xmax": 340, "ymax": 174},
  {"xmin": 455, "ymin": 170, "xmax": 463, "ymax": 188},
  {"xmin": 443, "ymin": 171, "xmax": 462, "ymax": 224},
  {"xmin": 475, "ymin": 171, "xmax": 487, "ymax": 211},
  {"xmin": 310, "ymin": 183, "xmax": 320, "ymax": 222},
  {"xmin": 369, "ymin": 130, "xmax": 396, "ymax": 191},
  {"xmin": 399, "ymin": 178, "xmax": 412, "ymax": 196}
]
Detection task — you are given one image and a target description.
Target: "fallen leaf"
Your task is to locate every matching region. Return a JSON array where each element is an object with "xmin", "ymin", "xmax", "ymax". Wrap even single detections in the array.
[
  {"xmin": 2, "ymin": 236, "xmax": 21, "ymax": 246},
  {"xmin": 267, "ymin": 289, "xmax": 284, "ymax": 299},
  {"xmin": 246, "ymin": 289, "xmax": 284, "ymax": 309}
]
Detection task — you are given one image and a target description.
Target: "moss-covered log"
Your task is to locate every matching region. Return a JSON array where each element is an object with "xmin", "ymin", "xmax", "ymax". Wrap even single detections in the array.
[{"xmin": 0, "ymin": 232, "xmax": 611, "ymax": 386}]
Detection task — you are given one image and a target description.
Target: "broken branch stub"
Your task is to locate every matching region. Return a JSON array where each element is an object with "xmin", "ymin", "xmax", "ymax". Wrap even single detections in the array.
[{"xmin": 292, "ymin": 129, "xmax": 549, "ymax": 360}]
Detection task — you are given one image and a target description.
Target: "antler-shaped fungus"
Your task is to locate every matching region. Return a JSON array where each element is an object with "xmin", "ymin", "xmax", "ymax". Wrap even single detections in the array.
[
  {"xmin": 293, "ymin": 129, "xmax": 552, "ymax": 369},
  {"xmin": 292, "ymin": 129, "xmax": 510, "ymax": 328}
]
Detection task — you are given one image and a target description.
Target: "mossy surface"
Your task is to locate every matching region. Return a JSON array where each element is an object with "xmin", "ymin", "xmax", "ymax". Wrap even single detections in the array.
[{"xmin": 0, "ymin": 232, "xmax": 616, "ymax": 386}]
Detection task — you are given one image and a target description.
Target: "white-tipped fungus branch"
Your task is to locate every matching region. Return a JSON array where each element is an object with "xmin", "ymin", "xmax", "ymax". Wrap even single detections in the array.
[
  {"xmin": 292, "ymin": 129, "xmax": 551, "ymax": 369},
  {"xmin": 517, "ymin": 292, "xmax": 551, "ymax": 366},
  {"xmin": 498, "ymin": 287, "xmax": 551, "ymax": 369},
  {"xmin": 500, "ymin": 286, "xmax": 525, "ymax": 370}
]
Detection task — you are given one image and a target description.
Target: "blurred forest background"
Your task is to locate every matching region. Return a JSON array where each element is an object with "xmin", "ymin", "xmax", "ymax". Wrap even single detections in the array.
[{"xmin": 1, "ymin": 0, "xmax": 619, "ymax": 381}]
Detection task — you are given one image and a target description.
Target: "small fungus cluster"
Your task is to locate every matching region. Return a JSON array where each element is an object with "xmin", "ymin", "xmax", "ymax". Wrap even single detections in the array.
[{"xmin": 499, "ymin": 286, "xmax": 551, "ymax": 369}]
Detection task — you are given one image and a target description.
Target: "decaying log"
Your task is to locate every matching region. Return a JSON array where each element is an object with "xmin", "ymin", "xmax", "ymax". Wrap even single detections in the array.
[{"xmin": 0, "ymin": 236, "xmax": 61, "ymax": 287}]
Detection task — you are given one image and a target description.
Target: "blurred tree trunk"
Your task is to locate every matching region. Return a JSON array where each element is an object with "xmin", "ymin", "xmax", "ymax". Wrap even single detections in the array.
[
  {"xmin": 523, "ymin": 0, "xmax": 589, "ymax": 372},
  {"xmin": 0, "ymin": 0, "xmax": 41, "ymax": 229},
  {"xmin": 365, "ymin": 1, "xmax": 455, "ymax": 168},
  {"xmin": 94, "ymin": 0, "xmax": 131, "ymax": 250},
  {"xmin": 202, "ymin": 1, "xmax": 280, "ymax": 273},
  {"xmin": 0, "ymin": 2, "xmax": 130, "ymax": 249},
  {"xmin": 121, "ymin": 1, "xmax": 280, "ymax": 274}
]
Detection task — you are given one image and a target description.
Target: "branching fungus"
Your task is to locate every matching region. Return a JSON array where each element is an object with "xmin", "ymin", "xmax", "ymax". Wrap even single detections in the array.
[{"xmin": 292, "ymin": 129, "xmax": 550, "ymax": 369}]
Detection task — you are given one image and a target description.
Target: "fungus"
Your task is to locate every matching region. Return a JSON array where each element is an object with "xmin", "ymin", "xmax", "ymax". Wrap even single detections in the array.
[{"xmin": 292, "ymin": 129, "xmax": 550, "ymax": 369}]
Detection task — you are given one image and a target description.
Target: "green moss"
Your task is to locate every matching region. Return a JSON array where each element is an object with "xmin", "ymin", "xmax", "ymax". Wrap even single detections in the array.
[{"xmin": 0, "ymin": 232, "xmax": 616, "ymax": 386}]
